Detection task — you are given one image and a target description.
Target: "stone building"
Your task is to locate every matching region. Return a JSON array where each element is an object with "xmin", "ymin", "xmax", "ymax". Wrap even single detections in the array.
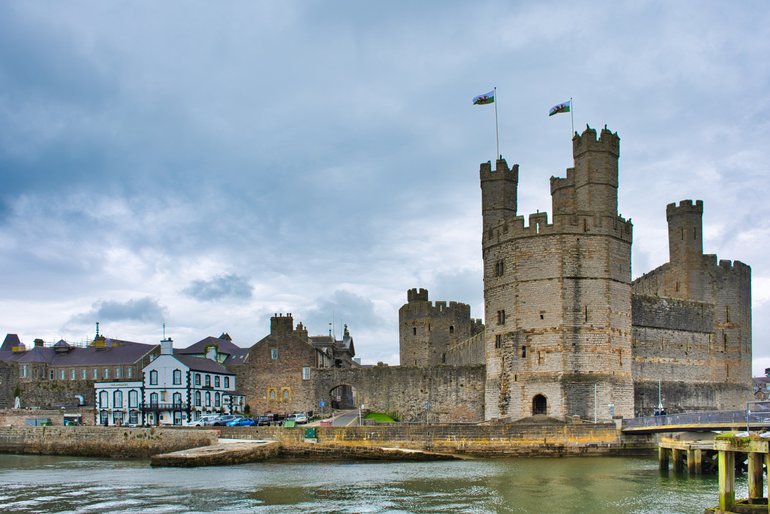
[{"xmin": 0, "ymin": 332, "xmax": 159, "ymax": 409}]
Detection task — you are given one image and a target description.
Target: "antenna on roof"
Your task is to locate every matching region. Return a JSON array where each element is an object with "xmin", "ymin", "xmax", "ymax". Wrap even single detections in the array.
[{"xmin": 95, "ymin": 321, "xmax": 100, "ymax": 339}]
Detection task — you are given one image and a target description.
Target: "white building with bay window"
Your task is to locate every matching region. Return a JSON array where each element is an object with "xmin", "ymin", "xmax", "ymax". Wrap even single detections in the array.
[{"xmin": 95, "ymin": 337, "xmax": 243, "ymax": 426}]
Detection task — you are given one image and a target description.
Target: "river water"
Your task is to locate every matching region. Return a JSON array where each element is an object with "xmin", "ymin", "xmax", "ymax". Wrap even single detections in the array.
[{"xmin": 0, "ymin": 454, "xmax": 747, "ymax": 513}]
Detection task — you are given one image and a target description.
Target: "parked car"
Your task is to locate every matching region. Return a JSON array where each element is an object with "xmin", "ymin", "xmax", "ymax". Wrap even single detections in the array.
[
  {"xmin": 234, "ymin": 418, "xmax": 257, "ymax": 427},
  {"xmin": 212, "ymin": 415, "xmax": 242, "ymax": 426},
  {"xmin": 184, "ymin": 415, "xmax": 218, "ymax": 427},
  {"xmin": 290, "ymin": 413, "xmax": 308, "ymax": 424}
]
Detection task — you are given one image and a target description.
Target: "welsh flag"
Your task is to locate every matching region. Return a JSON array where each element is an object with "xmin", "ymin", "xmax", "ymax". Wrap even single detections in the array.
[
  {"xmin": 473, "ymin": 90, "xmax": 495, "ymax": 105},
  {"xmin": 549, "ymin": 100, "xmax": 571, "ymax": 116}
]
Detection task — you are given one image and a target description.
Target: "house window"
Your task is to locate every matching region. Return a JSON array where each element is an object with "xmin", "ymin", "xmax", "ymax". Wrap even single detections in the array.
[
  {"xmin": 495, "ymin": 335, "xmax": 502, "ymax": 349},
  {"xmin": 214, "ymin": 393, "xmax": 220, "ymax": 407},
  {"xmin": 214, "ymin": 376, "xmax": 220, "ymax": 388},
  {"xmin": 497, "ymin": 310, "xmax": 506, "ymax": 325},
  {"xmin": 195, "ymin": 373, "xmax": 201, "ymax": 386},
  {"xmin": 115, "ymin": 367, "xmax": 122, "ymax": 379},
  {"xmin": 195, "ymin": 391, "xmax": 201, "ymax": 407},
  {"xmin": 282, "ymin": 388, "xmax": 290, "ymax": 401},
  {"xmin": 173, "ymin": 392, "xmax": 182, "ymax": 407},
  {"xmin": 150, "ymin": 393, "xmax": 158, "ymax": 406},
  {"xmin": 129, "ymin": 411, "xmax": 138, "ymax": 425},
  {"xmin": 149, "ymin": 370, "xmax": 158, "ymax": 385},
  {"xmin": 129, "ymin": 390, "xmax": 139, "ymax": 408},
  {"xmin": 205, "ymin": 392, "xmax": 211, "ymax": 407},
  {"xmin": 99, "ymin": 391, "xmax": 108, "ymax": 408},
  {"xmin": 114, "ymin": 390, "xmax": 123, "ymax": 408},
  {"xmin": 50, "ymin": 370, "xmax": 54, "ymax": 380},
  {"xmin": 271, "ymin": 348, "xmax": 278, "ymax": 360},
  {"xmin": 224, "ymin": 377, "xmax": 230, "ymax": 388},
  {"xmin": 59, "ymin": 369, "xmax": 65, "ymax": 380},
  {"xmin": 269, "ymin": 388, "xmax": 277, "ymax": 400},
  {"xmin": 81, "ymin": 369, "xmax": 87, "ymax": 380},
  {"xmin": 70, "ymin": 369, "xmax": 76, "ymax": 380},
  {"xmin": 20, "ymin": 364, "xmax": 28, "ymax": 378},
  {"xmin": 173, "ymin": 369, "xmax": 182, "ymax": 385},
  {"xmin": 92, "ymin": 368, "xmax": 98, "ymax": 380},
  {"xmin": 103, "ymin": 368, "xmax": 109, "ymax": 379},
  {"xmin": 302, "ymin": 367, "xmax": 311, "ymax": 380},
  {"xmin": 205, "ymin": 375, "xmax": 211, "ymax": 387}
]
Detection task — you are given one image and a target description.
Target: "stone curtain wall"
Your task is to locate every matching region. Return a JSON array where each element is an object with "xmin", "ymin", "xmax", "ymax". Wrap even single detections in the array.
[
  {"xmin": 16, "ymin": 379, "xmax": 95, "ymax": 409},
  {"xmin": 0, "ymin": 408, "xmax": 96, "ymax": 426},
  {"xmin": 314, "ymin": 365, "xmax": 486, "ymax": 423},
  {"xmin": 0, "ymin": 362, "xmax": 19, "ymax": 409}
]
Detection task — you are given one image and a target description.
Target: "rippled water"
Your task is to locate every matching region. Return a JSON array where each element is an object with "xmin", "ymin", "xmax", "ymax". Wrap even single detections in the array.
[{"xmin": 0, "ymin": 454, "xmax": 748, "ymax": 513}]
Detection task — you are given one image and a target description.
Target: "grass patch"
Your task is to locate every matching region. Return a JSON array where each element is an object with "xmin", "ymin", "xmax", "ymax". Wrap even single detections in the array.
[{"xmin": 364, "ymin": 412, "xmax": 396, "ymax": 423}]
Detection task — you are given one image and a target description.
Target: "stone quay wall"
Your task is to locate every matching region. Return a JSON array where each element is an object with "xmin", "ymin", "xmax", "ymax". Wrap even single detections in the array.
[
  {"xmin": 0, "ymin": 426, "xmax": 217, "ymax": 458},
  {"xmin": 220, "ymin": 423, "xmax": 655, "ymax": 457}
]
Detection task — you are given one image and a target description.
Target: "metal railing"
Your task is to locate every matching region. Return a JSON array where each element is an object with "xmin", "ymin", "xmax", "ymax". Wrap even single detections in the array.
[{"xmin": 622, "ymin": 402, "xmax": 770, "ymax": 431}]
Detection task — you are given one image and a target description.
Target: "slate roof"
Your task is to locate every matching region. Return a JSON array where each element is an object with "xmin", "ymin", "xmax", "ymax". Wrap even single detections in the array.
[
  {"xmin": 174, "ymin": 354, "xmax": 234, "ymax": 375},
  {"xmin": 1, "ymin": 334, "xmax": 22, "ymax": 352},
  {"xmin": 0, "ymin": 336, "xmax": 157, "ymax": 367},
  {"xmin": 178, "ymin": 334, "xmax": 250, "ymax": 368}
]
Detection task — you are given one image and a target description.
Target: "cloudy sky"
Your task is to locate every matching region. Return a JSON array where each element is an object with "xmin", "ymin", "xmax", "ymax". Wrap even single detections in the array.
[{"xmin": 1, "ymin": 1, "xmax": 768, "ymax": 371}]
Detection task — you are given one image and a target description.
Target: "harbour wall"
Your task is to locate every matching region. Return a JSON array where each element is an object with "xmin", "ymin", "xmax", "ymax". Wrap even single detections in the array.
[
  {"xmin": 220, "ymin": 423, "xmax": 655, "ymax": 457},
  {"xmin": 0, "ymin": 426, "xmax": 217, "ymax": 458}
]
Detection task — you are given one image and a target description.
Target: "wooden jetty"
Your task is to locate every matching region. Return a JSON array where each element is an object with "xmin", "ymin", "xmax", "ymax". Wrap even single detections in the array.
[
  {"xmin": 658, "ymin": 434, "xmax": 718, "ymax": 475},
  {"xmin": 704, "ymin": 433, "xmax": 770, "ymax": 514}
]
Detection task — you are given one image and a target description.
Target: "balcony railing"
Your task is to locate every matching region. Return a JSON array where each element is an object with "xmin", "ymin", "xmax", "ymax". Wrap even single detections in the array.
[{"xmin": 141, "ymin": 402, "xmax": 189, "ymax": 412}]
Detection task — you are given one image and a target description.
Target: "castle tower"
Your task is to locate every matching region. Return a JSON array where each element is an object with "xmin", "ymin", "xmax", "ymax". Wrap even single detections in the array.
[
  {"xmin": 399, "ymin": 288, "xmax": 475, "ymax": 367},
  {"xmin": 479, "ymin": 158, "xmax": 518, "ymax": 231},
  {"xmin": 482, "ymin": 125, "xmax": 634, "ymax": 422},
  {"xmin": 665, "ymin": 200, "xmax": 706, "ymax": 300}
]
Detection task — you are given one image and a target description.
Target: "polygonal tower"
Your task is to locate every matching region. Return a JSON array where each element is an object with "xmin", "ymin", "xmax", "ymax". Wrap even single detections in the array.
[{"xmin": 481, "ymin": 125, "xmax": 634, "ymax": 421}]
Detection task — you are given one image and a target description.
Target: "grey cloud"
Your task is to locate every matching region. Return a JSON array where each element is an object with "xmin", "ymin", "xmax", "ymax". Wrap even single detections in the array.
[
  {"xmin": 303, "ymin": 290, "xmax": 388, "ymax": 336},
  {"xmin": 72, "ymin": 297, "xmax": 167, "ymax": 324},
  {"xmin": 183, "ymin": 274, "xmax": 253, "ymax": 302}
]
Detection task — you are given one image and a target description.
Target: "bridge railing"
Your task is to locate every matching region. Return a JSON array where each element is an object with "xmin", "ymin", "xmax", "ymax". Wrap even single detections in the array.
[
  {"xmin": 623, "ymin": 403, "xmax": 770, "ymax": 430},
  {"xmin": 622, "ymin": 410, "xmax": 747, "ymax": 429}
]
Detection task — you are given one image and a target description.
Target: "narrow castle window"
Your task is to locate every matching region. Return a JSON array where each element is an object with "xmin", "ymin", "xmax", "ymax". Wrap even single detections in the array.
[
  {"xmin": 495, "ymin": 335, "xmax": 502, "ymax": 349},
  {"xmin": 693, "ymin": 227, "xmax": 697, "ymax": 240},
  {"xmin": 495, "ymin": 260, "xmax": 505, "ymax": 276},
  {"xmin": 413, "ymin": 327, "xmax": 417, "ymax": 336},
  {"xmin": 537, "ymin": 351, "xmax": 543, "ymax": 365},
  {"xmin": 585, "ymin": 306, "xmax": 589, "ymax": 323},
  {"xmin": 725, "ymin": 306, "xmax": 730, "ymax": 323},
  {"xmin": 540, "ymin": 311, "xmax": 545, "ymax": 320},
  {"xmin": 449, "ymin": 325, "xmax": 454, "ymax": 334},
  {"xmin": 681, "ymin": 227, "xmax": 685, "ymax": 241},
  {"xmin": 497, "ymin": 310, "xmax": 506, "ymax": 325},
  {"xmin": 521, "ymin": 346, "xmax": 527, "ymax": 358}
]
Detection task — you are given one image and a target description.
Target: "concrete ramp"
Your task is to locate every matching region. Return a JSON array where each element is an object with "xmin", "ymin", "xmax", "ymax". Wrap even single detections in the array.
[{"xmin": 151, "ymin": 439, "xmax": 280, "ymax": 467}]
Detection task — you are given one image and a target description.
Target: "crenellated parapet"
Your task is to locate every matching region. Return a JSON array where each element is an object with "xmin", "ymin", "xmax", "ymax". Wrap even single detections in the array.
[
  {"xmin": 666, "ymin": 199, "xmax": 703, "ymax": 218},
  {"xmin": 572, "ymin": 125, "xmax": 620, "ymax": 158},
  {"xmin": 406, "ymin": 288, "xmax": 429, "ymax": 302},
  {"xmin": 482, "ymin": 211, "xmax": 633, "ymax": 246}
]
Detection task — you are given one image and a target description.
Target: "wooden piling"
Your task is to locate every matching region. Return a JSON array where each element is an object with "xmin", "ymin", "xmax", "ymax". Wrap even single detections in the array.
[{"xmin": 718, "ymin": 449, "xmax": 736, "ymax": 512}]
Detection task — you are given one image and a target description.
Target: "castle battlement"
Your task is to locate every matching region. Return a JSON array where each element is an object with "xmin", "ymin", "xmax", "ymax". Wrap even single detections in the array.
[
  {"xmin": 718, "ymin": 259, "xmax": 751, "ymax": 275},
  {"xmin": 666, "ymin": 199, "xmax": 703, "ymax": 218},
  {"xmin": 401, "ymin": 289, "xmax": 471, "ymax": 318},
  {"xmin": 483, "ymin": 212, "xmax": 632, "ymax": 245},
  {"xmin": 573, "ymin": 125, "xmax": 619, "ymax": 157},
  {"xmin": 550, "ymin": 168, "xmax": 575, "ymax": 194},
  {"xmin": 479, "ymin": 159, "xmax": 519, "ymax": 182}
]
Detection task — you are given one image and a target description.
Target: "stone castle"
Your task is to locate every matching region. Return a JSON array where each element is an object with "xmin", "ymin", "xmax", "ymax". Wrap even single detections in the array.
[
  {"xmin": 400, "ymin": 125, "xmax": 751, "ymax": 420},
  {"xmin": 2, "ymin": 125, "xmax": 752, "ymax": 424}
]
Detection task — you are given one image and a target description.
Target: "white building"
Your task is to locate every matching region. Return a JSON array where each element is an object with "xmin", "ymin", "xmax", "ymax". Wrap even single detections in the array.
[{"xmin": 95, "ymin": 337, "xmax": 243, "ymax": 426}]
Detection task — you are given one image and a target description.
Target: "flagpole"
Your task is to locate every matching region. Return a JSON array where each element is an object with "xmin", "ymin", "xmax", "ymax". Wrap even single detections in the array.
[
  {"xmin": 570, "ymin": 97, "xmax": 574, "ymax": 136},
  {"xmin": 494, "ymin": 87, "xmax": 499, "ymax": 159}
]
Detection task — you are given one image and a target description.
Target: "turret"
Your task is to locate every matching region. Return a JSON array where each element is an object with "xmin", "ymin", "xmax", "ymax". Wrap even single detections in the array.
[
  {"xmin": 666, "ymin": 200, "xmax": 704, "ymax": 266},
  {"xmin": 480, "ymin": 158, "xmax": 518, "ymax": 230},
  {"xmin": 407, "ymin": 288, "xmax": 429, "ymax": 302},
  {"xmin": 573, "ymin": 125, "xmax": 620, "ymax": 217}
]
